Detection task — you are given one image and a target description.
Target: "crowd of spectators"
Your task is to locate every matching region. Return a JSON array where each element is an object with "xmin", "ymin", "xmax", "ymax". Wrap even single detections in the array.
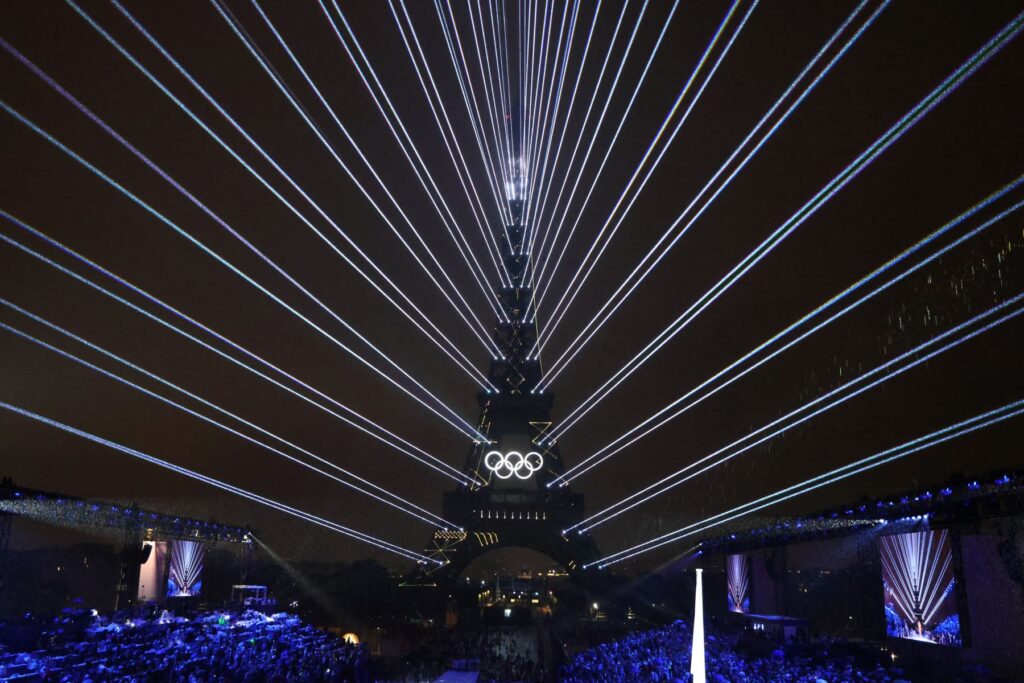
[
  {"xmin": 0, "ymin": 608, "xmax": 370, "ymax": 682},
  {"xmin": 398, "ymin": 626, "xmax": 542, "ymax": 682},
  {"xmin": 561, "ymin": 620, "xmax": 901, "ymax": 683},
  {"xmin": 0, "ymin": 609, "xmax": 930, "ymax": 682}
]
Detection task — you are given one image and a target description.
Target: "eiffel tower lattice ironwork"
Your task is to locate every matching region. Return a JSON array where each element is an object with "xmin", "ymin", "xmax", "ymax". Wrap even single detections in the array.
[{"xmin": 412, "ymin": 196, "xmax": 601, "ymax": 585}]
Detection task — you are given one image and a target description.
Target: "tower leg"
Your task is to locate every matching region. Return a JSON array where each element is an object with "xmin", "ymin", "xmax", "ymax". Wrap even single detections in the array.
[
  {"xmin": 114, "ymin": 525, "xmax": 142, "ymax": 611},
  {"xmin": 691, "ymin": 568, "xmax": 706, "ymax": 683},
  {"xmin": 0, "ymin": 512, "xmax": 11, "ymax": 615}
]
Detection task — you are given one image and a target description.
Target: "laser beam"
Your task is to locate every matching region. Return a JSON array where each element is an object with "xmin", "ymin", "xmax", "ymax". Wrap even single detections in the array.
[
  {"xmin": 535, "ymin": 0, "xmax": 884, "ymax": 370},
  {"xmin": 0, "ymin": 97, "xmax": 488, "ymax": 442},
  {"xmin": 522, "ymin": 0, "xmax": 579, "ymax": 263},
  {"xmin": 530, "ymin": 0, "xmax": 650, "ymax": 299},
  {"xmin": 432, "ymin": 0, "xmax": 514, "ymax": 230},
  {"xmin": 521, "ymin": 0, "xmax": 570, "ymax": 243},
  {"xmin": 525, "ymin": 0, "xmax": 632, "ymax": 291},
  {"xmin": 0, "ymin": 214, "xmax": 477, "ymax": 486},
  {"xmin": 571, "ymin": 291, "xmax": 1024, "ymax": 533},
  {"xmin": 0, "ymin": 401, "xmax": 439, "ymax": 564},
  {"xmin": 239, "ymin": 0, "xmax": 503, "ymax": 358},
  {"xmin": 521, "ymin": 0, "xmax": 602, "ymax": 280},
  {"xmin": 68, "ymin": 0, "xmax": 497, "ymax": 388},
  {"xmin": 539, "ymin": 10, "xmax": 1024, "ymax": 426},
  {"xmin": 590, "ymin": 397, "xmax": 1024, "ymax": 567},
  {"xmin": 533, "ymin": 0, "xmax": 755, "ymax": 348},
  {"xmin": 323, "ymin": 0, "xmax": 507, "ymax": 318},
  {"xmin": 387, "ymin": 0, "xmax": 513, "ymax": 287},
  {"xmin": 465, "ymin": 0, "xmax": 515, "ymax": 194},
  {"xmin": 0, "ymin": 301, "xmax": 459, "ymax": 529},
  {"xmin": 554, "ymin": 177, "xmax": 1024, "ymax": 483}
]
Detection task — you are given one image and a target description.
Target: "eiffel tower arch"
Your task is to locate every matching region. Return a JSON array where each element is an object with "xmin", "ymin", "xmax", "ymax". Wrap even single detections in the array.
[{"xmin": 410, "ymin": 198, "xmax": 600, "ymax": 589}]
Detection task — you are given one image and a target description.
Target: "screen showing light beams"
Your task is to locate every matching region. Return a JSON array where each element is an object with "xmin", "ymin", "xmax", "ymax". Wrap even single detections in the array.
[
  {"xmin": 167, "ymin": 539, "xmax": 205, "ymax": 598},
  {"xmin": 726, "ymin": 553, "xmax": 751, "ymax": 614},
  {"xmin": 879, "ymin": 530, "xmax": 961, "ymax": 646}
]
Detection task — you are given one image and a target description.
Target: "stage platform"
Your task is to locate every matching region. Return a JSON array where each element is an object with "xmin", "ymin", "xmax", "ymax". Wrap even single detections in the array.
[{"xmin": 432, "ymin": 671, "xmax": 479, "ymax": 683}]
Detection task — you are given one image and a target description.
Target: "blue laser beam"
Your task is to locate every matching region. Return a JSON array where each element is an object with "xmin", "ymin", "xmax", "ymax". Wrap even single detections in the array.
[
  {"xmin": 571, "ymin": 292, "xmax": 1024, "ymax": 533},
  {"xmin": 522, "ymin": 0, "xmax": 580, "ymax": 264},
  {"xmin": 10, "ymin": 26, "xmax": 496, "ymax": 396},
  {"xmin": 535, "ymin": 0, "xmax": 883, "ymax": 370},
  {"xmin": 433, "ymin": 0, "xmax": 514, "ymax": 230},
  {"xmin": 238, "ymin": 0, "xmax": 503, "ymax": 359},
  {"xmin": 591, "ymin": 398, "xmax": 1024, "ymax": 567},
  {"xmin": 526, "ymin": 0, "xmax": 632, "ymax": 287},
  {"xmin": 533, "ymin": 0, "xmax": 756, "ymax": 349},
  {"xmin": 554, "ymin": 177, "xmax": 1024, "ymax": 483},
  {"xmin": 0, "ymin": 214, "xmax": 478, "ymax": 486},
  {"xmin": 521, "ymin": 0, "xmax": 602, "ymax": 282},
  {"xmin": 539, "ymin": 10, "xmax": 1024, "ymax": 424},
  {"xmin": 321, "ymin": 0, "xmax": 508, "ymax": 317},
  {"xmin": 466, "ymin": 0, "xmax": 516, "ymax": 194},
  {"xmin": 387, "ymin": 0, "xmax": 513, "ymax": 288},
  {"xmin": 521, "ymin": 0, "xmax": 571, "ymax": 244},
  {"xmin": 0, "ymin": 95, "xmax": 488, "ymax": 443},
  {"xmin": 519, "ymin": 0, "xmax": 544, "ymax": 215},
  {"xmin": 530, "ymin": 0, "xmax": 650, "ymax": 298},
  {"xmin": 75, "ymin": 0, "xmax": 496, "ymax": 387},
  {"xmin": 484, "ymin": 0, "xmax": 517, "ymax": 186},
  {"xmin": 0, "ymin": 402, "xmax": 439, "ymax": 564},
  {"xmin": 0, "ymin": 307, "xmax": 458, "ymax": 530}
]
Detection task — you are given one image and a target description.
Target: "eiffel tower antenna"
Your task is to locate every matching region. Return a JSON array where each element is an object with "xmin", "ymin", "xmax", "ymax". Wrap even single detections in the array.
[{"xmin": 411, "ymin": 150, "xmax": 601, "ymax": 586}]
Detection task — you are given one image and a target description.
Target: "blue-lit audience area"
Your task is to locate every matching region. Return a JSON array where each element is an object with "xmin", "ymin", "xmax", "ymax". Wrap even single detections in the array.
[
  {"xmin": 0, "ymin": 609, "xmax": 369, "ymax": 682},
  {"xmin": 561, "ymin": 621, "xmax": 896, "ymax": 683},
  {"xmin": 401, "ymin": 627, "xmax": 543, "ymax": 682}
]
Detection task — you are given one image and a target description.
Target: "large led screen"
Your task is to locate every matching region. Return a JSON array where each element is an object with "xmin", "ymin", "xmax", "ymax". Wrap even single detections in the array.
[
  {"xmin": 879, "ymin": 529, "xmax": 961, "ymax": 646},
  {"xmin": 726, "ymin": 553, "xmax": 751, "ymax": 614},
  {"xmin": 166, "ymin": 539, "xmax": 205, "ymax": 598},
  {"xmin": 137, "ymin": 541, "xmax": 168, "ymax": 602}
]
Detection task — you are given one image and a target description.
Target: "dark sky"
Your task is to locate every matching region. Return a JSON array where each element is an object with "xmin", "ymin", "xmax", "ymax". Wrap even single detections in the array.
[{"xmin": 2, "ymin": 0, "xmax": 1023, "ymax": 571}]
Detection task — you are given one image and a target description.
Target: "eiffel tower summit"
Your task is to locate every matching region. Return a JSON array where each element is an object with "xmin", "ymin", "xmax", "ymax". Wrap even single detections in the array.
[{"xmin": 414, "ymin": 184, "xmax": 600, "ymax": 587}]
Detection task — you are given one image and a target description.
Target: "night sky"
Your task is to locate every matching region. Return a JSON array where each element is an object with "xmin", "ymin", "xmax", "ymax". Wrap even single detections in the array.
[{"xmin": 2, "ymin": 0, "xmax": 1023, "ymax": 571}]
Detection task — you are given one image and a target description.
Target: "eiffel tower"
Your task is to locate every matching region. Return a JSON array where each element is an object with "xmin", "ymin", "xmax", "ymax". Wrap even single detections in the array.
[{"xmin": 411, "ymin": 193, "xmax": 601, "ymax": 587}]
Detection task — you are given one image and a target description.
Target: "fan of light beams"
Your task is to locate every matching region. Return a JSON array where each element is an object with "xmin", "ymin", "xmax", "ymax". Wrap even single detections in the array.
[
  {"xmin": 167, "ymin": 540, "xmax": 205, "ymax": 597},
  {"xmin": 879, "ymin": 530, "xmax": 955, "ymax": 635},
  {"xmin": 726, "ymin": 553, "xmax": 750, "ymax": 613}
]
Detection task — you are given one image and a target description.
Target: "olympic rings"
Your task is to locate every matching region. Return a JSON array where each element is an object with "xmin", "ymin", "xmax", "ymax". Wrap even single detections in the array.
[{"xmin": 483, "ymin": 450, "xmax": 544, "ymax": 480}]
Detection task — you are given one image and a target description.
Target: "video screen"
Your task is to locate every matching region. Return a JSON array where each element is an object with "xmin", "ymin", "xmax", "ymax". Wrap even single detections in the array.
[
  {"xmin": 726, "ymin": 553, "xmax": 751, "ymax": 614},
  {"xmin": 137, "ymin": 541, "xmax": 168, "ymax": 602},
  {"xmin": 879, "ymin": 529, "xmax": 961, "ymax": 646},
  {"xmin": 167, "ymin": 539, "xmax": 205, "ymax": 598}
]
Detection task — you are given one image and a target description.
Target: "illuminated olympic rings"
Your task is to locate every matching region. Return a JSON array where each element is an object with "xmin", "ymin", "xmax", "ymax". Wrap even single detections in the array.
[{"xmin": 483, "ymin": 450, "xmax": 544, "ymax": 480}]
